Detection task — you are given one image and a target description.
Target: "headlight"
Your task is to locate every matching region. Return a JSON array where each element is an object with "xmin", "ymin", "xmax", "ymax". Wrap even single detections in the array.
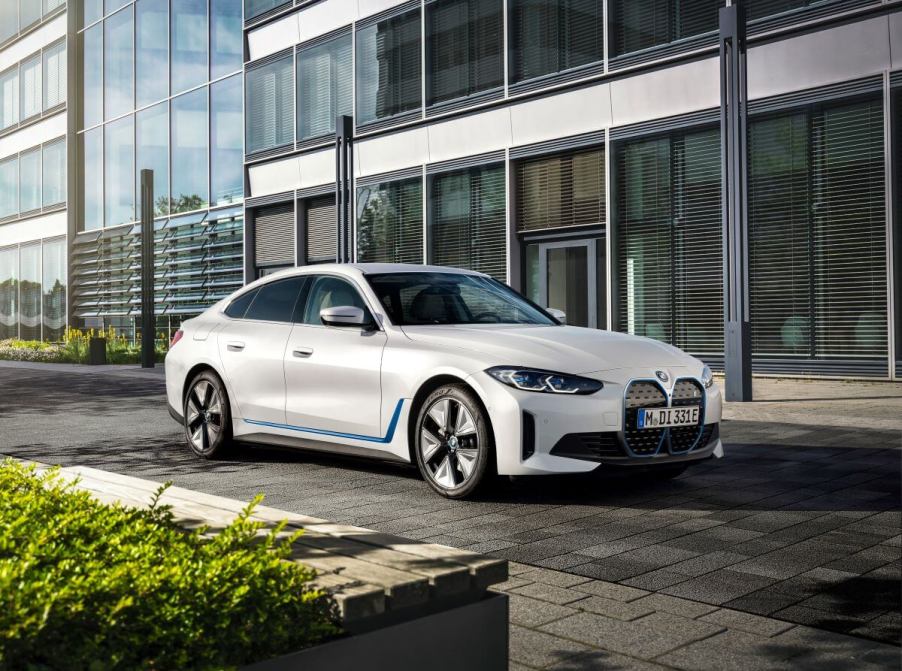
[
  {"xmin": 701, "ymin": 365, "xmax": 714, "ymax": 389},
  {"xmin": 486, "ymin": 366, "xmax": 603, "ymax": 395}
]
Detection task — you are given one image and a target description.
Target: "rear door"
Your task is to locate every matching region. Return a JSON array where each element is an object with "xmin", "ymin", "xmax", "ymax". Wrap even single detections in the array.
[{"xmin": 217, "ymin": 276, "xmax": 306, "ymax": 424}]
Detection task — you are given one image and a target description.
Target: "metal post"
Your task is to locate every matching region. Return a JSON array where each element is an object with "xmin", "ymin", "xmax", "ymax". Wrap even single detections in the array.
[
  {"xmin": 719, "ymin": 4, "xmax": 752, "ymax": 401},
  {"xmin": 336, "ymin": 115, "xmax": 354, "ymax": 263},
  {"xmin": 140, "ymin": 169, "xmax": 155, "ymax": 369}
]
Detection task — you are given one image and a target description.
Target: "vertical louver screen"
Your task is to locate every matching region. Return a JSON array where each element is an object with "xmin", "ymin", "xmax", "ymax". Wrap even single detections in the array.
[
  {"xmin": 616, "ymin": 127, "xmax": 723, "ymax": 356},
  {"xmin": 611, "ymin": 0, "xmax": 722, "ymax": 57},
  {"xmin": 510, "ymin": 0, "xmax": 603, "ymax": 84},
  {"xmin": 516, "ymin": 146, "xmax": 605, "ymax": 232},
  {"xmin": 254, "ymin": 203, "xmax": 294, "ymax": 266},
  {"xmin": 246, "ymin": 55, "xmax": 294, "ymax": 154},
  {"xmin": 895, "ymin": 87, "xmax": 902, "ymax": 373},
  {"xmin": 306, "ymin": 196, "xmax": 337, "ymax": 263},
  {"xmin": 429, "ymin": 164, "xmax": 506, "ymax": 280},
  {"xmin": 357, "ymin": 177, "xmax": 424, "ymax": 264},
  {"xmin": 297, "ymin": 33, "xmax": 352, "ymax": 141},
  {"xmin": 427, "ymin": 0, "xmax": 503, "ymax": 106},
  {"xmin": 749, "ymin": 97, "xmax": 887, "ymax": 361}
]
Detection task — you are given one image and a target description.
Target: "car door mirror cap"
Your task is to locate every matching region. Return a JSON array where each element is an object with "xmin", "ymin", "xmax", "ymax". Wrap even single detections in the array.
[
  {"xmin": 320, "ymin": 305, "xmax": 372, "ymax": 328},
  {"xmin": 548, "ymin": 308, "xmax": 567, "ymax": 324}
]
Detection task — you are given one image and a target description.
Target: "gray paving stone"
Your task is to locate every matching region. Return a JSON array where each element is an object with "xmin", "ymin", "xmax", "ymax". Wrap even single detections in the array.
[
  {"xmin": 654, "ymin": 629, "xmax": 801, "ymax": 671},
  {"xmin": 621, "ymin": 568, "xmax": 693, "ymax": 591},
  {"xmin": 661, "ymin": 569, "xmax": 776, "ymax": 605},
  {"xmin": 510, "ymin": 581, "xmax": 592, "ymax": 606},
  {"xmin": 700, "ymin": 608, "xmax": 796, "ymax": 637},
  {"xmin": 570, "ymin": 580, "xmax": 651, "ymax": 603},
  {"xmin": 668, "ymin": 550, "xmax": 749, "ymax": 577},
  {"xmin": 572, "ymin": 595, "xmax": 657, "ymax": 621},
  {"xmin": 504, "ymin": 592, "xmax": 580, "ymax": 629},
  {"xmin": 541, "ymin": 611, "xmax": 725, "ymax": 660},
  {"xmin": 545, "ymin": 649, "xmax": 672, "ymax": 670},
  {"xmin": 509, "ymin": 624, "xmax": 590, "ymax": 668},
  {"xmin": 630, "ymin": 592, "xmax": 720, "ymax": 619},
  {"xmin": 517, "ymin": 566, "xmax": 593, "ymax": 589}
]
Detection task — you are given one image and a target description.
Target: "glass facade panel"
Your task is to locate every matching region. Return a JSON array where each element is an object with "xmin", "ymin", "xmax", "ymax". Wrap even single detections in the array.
[
  {"xmin": 42, "ymin": 238, "xmax": 66, "ymax": 341},
  {"xmin": 19, "ymin": 244, "xmax": 41, "ymax": 341},
  {"xmin": 106, "ymin": 0, "xmax": 130, "ymax": 16},
  {"xmin": 105, "ymin": 115, "xmax": 136, "ymax": 226},
  {"xmin": 0, "ymin": 247, "xmax": 17, "ymax": 339},
  {"xmin": 105, "ymin": 5, "xmax": 134, "ymax": 120},
  {"xmin": 211, "ymin": 75, "xmax": 243, "ymax": 206},
  {"xmin": 84, "ymin": 0, "xmax": 103, "ymax": 27},
  {"xmin": 0, "ymin": 3, "xmax": 17, "ymax": 44},
  {"xmin": 172, "ymin": 0, "xmax": 208, "ymax": 94},
  {"xmin": 211, "ymin": 0, "xmax": 242, "ymax": 80},
  {"xmin": 510, "ymin": 0, "xmax": 604, "ymax": 84},
  {"xmin": 44, "ymin": 0, "xmax": 65, "ymax": 13},
  {"xmin": 356, "ymin": 9, "xmax": 421, "ymax": 125},
  {"xmin": 136, "ymin": 0, "xmax": 169, "ymax": 107},
  {"xmin": 42, "ymin": 41, "xmax": 66, "ymax": 110},
  {"xmin": 297, "ymin": 33, "xmax": 352, "ymax": 141},
  {"xmin": 42, "ymin": 139, "xmax": 66, "ymax": 207},
  {"xmin": 19, "ymin": 148, "xmax": 41, "ymax": 213},
  {"xmin": 82, "ymin": 127, "xmax": 103, "ymax": 230},
  {"xmin": 245, "ymin": 0, "xmax": 290, "ymax": 21},
  {"xmin": 427, "ymin": 0, "xmax": 503, "ymax": 106},
  {"xmin": 0, "ymin": 67, "xmax": 18, "ymax": 130},
  {"xmin": 0, "ymin": 157, "xmax": 17, "ymax": 218},
  {"xmin": 616, "ymin": 128, "xmax": 723, "ymax": 356},
  {"xmin": 83, "ymin": 23, "xmax": 103, "ymax": 128},
  {"xmin": 246, "ymin": 56, "xmax": 293, "ymax": 154},
  {"xmin": 171, "ymin": 88, "xmax": 208, "ymax": 213},
  {"xmin": 357, "ymin": 177, "xmax": 424, "ymax": 264},
  {"xmin": 429, "ymin": 164, "xmax": 506, "ymax": 280},
  {"xmin": 611, "ymin": 0, "xmax": 722, "ymax": 57},
  {"xmin": 136, "ymin": 102, "xmax": 169, "ymax": 217},
  {"xmin": 20, "ymin": 0, "xmax": 41, "ymax": 29},
  {"xmin": 20, "ymin": 54, "xmax": 41, "ymax": 121}
]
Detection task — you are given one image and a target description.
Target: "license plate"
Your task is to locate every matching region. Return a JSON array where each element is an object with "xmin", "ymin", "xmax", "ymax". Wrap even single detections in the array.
[{"xmin": 637, "ymin": 406, "xmax": 700, "ymax": 429}]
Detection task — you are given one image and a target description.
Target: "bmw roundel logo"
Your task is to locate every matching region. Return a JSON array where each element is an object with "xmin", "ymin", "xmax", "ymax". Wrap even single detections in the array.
[{"xmin": 655, "ymin": 370, "xmax": 670, "ymax": 384}]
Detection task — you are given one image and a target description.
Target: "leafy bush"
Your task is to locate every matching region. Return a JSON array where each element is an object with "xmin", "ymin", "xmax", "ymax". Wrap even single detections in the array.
[
  {"xmin": 0, "ymin": 327, "xmax": 167, "ymax": 365},
  {"xmin": 0, "ymin": 460, "xmax": 339, "ymax": 670}
]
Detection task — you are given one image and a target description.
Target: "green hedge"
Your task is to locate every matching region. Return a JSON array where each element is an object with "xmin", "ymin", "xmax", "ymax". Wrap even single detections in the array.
[{"xmin": 0, "ymin": 460, "xmax": 339, "ymax": 670}]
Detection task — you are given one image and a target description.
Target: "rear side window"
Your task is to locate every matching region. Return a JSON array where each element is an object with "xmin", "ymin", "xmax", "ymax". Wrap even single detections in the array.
[
  {"xmin": 224, "ymin": 288, "xmax": 259, "ymax": 318},
  {"xmin": 244, "ymin": 277, "xmax": 306, "ymax": 322}
]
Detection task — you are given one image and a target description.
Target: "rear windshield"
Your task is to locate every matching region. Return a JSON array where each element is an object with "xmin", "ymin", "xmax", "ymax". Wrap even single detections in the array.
[{"xmin": 365, "ymin": 272, "xmax": 556, "ymax": 326}]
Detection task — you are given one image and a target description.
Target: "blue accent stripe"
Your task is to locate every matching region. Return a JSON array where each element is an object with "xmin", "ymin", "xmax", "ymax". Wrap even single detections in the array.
[{"xmin": 243, "ymin": 399, "xmax": 405, "ymax": 444}]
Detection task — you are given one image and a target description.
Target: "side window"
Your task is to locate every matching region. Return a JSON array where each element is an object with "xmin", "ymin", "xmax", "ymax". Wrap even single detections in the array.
[
  {"xmin": 301, "ymin": 276, "xmax": 370, "ymax": 326},
  {"xmin": 224, "ymin": 288, "xmax": 259, "ymax": 318},
  {"xmin": 244, "ymin": 277, "xmax": 306, "ymax": 322}
]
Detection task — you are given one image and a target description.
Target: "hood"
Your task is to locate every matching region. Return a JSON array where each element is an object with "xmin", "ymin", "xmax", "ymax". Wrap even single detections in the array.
[{"xmin": 399, "ymin": 324, "xmax": 697, "ymax": 374}]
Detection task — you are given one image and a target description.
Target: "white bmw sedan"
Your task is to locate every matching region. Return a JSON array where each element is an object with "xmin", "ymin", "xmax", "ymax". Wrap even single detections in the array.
[{"xmin": 165, "ymin": 264, "xmax": 723, "ymax": 498}]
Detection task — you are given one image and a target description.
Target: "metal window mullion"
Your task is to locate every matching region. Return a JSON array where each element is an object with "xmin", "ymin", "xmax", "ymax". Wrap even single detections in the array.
[
  {"xmin": 422, "ymin": 164, "xmax": 428, "ymax": 263},
  {"xmin": 884, "ymin": 72, "xmax": 896, "ymax": 379},
  {"xmin": 605, "ymin": 127, "xmax": 613, "ymax": 329}
]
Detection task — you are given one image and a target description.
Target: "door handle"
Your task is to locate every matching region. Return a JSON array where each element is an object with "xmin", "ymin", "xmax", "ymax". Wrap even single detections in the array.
[
  {"xmin": 227, "ymin": 341, "xmax": 245, "ymax": 352},
  {"xmin": 292, "ymin": 347, "xmax": 314, "ymax": 358}
]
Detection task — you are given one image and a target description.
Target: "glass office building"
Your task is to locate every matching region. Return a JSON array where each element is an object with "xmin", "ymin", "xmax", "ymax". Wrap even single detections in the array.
[
  {"xmin": 242, "ymin": 0, "xmax": 901, "ymax": 380},
  {"xmin": 72, "ymin": 0, "xmax": 244, "ymax": 337}
]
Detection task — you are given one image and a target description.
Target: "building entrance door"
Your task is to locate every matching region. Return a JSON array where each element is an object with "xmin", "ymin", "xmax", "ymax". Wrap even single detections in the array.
[{"xmin": 526, "ymin": 239, "xmax": 603, "ymax": 329}]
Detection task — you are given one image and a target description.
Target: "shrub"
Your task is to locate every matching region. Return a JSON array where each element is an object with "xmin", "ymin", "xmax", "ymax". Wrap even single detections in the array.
[
  {"xmin": 0, "ymin": 327, "xmax": 167, "ymax": 365},
  {"xmin": 0, "ymin": 460, "xmax": 339, "ymax": 670}
]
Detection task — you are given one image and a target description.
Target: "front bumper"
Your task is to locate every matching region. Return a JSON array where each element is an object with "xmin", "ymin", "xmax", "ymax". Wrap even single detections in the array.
[{"xmin": 467, "ymin": 367, "xmax": 724, "ymax": 476}]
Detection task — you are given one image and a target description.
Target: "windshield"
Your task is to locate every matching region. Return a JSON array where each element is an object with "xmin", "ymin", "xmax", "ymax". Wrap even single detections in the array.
[{"xmin": 365, "ymin": 272, "xmax": 557, "ymax": 326}]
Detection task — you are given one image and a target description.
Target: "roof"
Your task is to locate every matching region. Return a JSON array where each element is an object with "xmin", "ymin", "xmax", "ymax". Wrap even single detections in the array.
[{"xmin": 266, "ymin": 263, "xmax": 485, "ymax": 277}]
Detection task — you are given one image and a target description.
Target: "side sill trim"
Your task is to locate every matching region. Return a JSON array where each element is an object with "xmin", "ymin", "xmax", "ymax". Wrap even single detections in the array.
[{"xmin": 243, "ymin": 399, "xmax": 405, "ymax": 444}]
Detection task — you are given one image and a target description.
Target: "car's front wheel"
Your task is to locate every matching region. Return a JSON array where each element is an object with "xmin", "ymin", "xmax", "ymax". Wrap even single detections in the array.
[
  {"xmin": 414, "ymin": 384, "xmax": 492, "ymax": 499},
  {"xmin": 183, "ymin": 370, "xmax": 234, "ymax": 459}
]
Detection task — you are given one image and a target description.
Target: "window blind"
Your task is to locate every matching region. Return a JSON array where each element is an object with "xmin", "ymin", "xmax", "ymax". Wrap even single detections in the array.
[
  {"xmin": 254, "ymin": 202, "xmax": 294, "ymax": 266},
  {"xmin": 20, "ymin": 54, "xmax": 41, "ymax": 120},
  {"xmin": 42, "ymin": 139, "xmax": 65, "ymax": 207},
  {"xmin": 429, "ymin": 164, "xmax": 506, "ymax": 280},
  {"xmin": 246, "ymin": 55, "xmax": 294, "ymax": 154},
  {"xmin": 0, "ymin": 67, "xmax": 18, "ymax": 129},
  {"xmin": 510, "ymin": 0, "xmax": 603, "ymax": 84},
  {"xmin": 355, "ymin": 9, "xmax": 421, "ymax": 125},
  {"xmin": 516, "ymin": 146, "xmax": 605, "ymax": 232},
  {"xmin": 42, "ymin": 41, "xmax": 65, "ymax": 110},
  {"xmin": 19, "ymin": 148, "xmax": 41, "ymax": 213},
  {"xmin": 356, "ymin": 176, "xmax": 423, "ymax": 264},
  {"xmin": 306, "ymin": 196, "xmax": 336, "ymax": 262},
  {"xmin": 616, "ymin": 127, "xmax": 723, "ymax": 357},
  {"xmin": 611, "ymin": 0, "xmax": 722, "ymax": 57},
  {"xmin": 297, "ymin": 33, "xmax": 352, "ymax": 140},
  {"xmin": 748, "ymin": 97, "xmax": 887, "ymax": 361},
  {"xmin": 427, "ymin": 0, "xmax": 503, "ymax": 106}
]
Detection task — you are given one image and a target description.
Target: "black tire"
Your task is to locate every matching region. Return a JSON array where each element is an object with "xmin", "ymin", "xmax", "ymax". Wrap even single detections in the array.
[
  {"xmin": 414, "ymin": 384, "xmax": 493, "ymax": 499},
  {"xmin": 183, "ymin": 370, "xmax": 234, "ymax": 459}
]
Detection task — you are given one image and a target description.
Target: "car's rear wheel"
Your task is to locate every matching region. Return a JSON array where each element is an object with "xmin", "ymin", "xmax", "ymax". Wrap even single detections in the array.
[
  {"xmin": 183, "ymin": 370, "xmax": 233, "ymax": 459},
  {"xmin": 415, "ymin": 384, "xmax": 492, "ymax": 499}
]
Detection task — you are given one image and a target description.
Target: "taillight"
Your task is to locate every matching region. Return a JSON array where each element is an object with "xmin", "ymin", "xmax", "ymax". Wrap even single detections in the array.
[{"xmin": 170, "ymin": 329, "xmax": 184, "ymax": 347}]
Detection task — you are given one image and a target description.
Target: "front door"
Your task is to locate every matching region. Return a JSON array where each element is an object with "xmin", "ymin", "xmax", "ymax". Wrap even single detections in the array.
[{"xmin": 526, "ymin": 239, "xmax": 605, "ymax": 329}]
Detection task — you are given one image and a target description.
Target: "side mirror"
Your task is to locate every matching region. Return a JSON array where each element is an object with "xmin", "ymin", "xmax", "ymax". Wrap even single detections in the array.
[
  {"xmin": 547, "ymin": 308, "xmax": 567, "ymax": 324},
  {"xmin": 320, "ymin": 305, "xmax": 370, "ymax": 328}
]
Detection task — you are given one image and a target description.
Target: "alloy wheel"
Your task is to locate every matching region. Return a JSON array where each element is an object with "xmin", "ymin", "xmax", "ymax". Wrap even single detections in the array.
[
  {"xmin": 419, "ymin": 397, "xmax": 480, "ymax": 490},
  {"xmin": 186, "ymin": 379, "xmax": 223, "ymax": 453}
]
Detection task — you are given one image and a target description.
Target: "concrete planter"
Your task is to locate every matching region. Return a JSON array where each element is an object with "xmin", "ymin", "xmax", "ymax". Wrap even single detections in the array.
[{"xmin": 243, "ymin": 592, "xmax": 508, "ymax": 671}]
